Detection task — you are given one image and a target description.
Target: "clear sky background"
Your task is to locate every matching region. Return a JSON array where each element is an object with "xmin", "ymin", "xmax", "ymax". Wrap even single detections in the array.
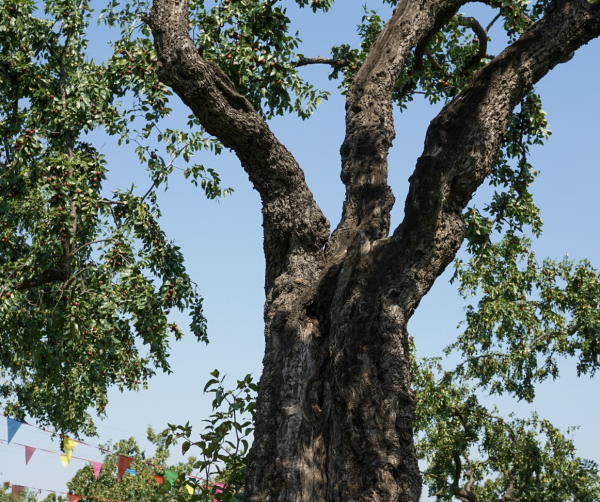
[{"xmin": 1, "ymin": 0, "xmax": 599, "ymax": 499}]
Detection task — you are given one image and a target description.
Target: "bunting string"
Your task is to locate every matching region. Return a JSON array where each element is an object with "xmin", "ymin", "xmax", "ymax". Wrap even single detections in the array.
[
  {"xmin": 0, "ymin": 438, "xmax": 179, "ymax": 483},
  {"xmin": 5, "ymin": 480, "xmax": 209, "ymax": 502},
  {"xmin": 4, "ymin": 476, "xmax": 211, "ymax": 502},
  {"xmin": 0, "ymin": 415, "xmax": 218, "ymax": 500},
  {"xmin": 6, "ymin": 481, "xmax": 147, "ymax": 502},
  {"xmin": 0, "ymin": 414, "xmax": 208, "ymax": 482}
]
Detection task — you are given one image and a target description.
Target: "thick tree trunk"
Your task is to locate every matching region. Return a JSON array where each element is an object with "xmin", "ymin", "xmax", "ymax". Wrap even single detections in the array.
[
  {"xmin": 246, "ymin": 234, "xmax": 422, "ymax": 502},
  {"xmin": 148, "ymin": 0, "xmax": 600, "ymax": 499}
]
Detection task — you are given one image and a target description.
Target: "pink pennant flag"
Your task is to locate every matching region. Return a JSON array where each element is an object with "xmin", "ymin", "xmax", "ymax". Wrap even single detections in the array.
[
  {"xmin": 116, "ymin": 455, "xmax": 134, "ymax": 481},
  {"xmin": 92, "ymin": 461, "xmax": 103, "ymax": 479},
  {"xmin": 25, "ymin": 446, "xmax": 35, "ymax": 465},
  {"xmin": 10, "ymin": 485, "xmax": 24, "ymax": 502},
  {"xmin": 213, "ymin": 482, "xmax": 225, "ymax": 502},
  {"xmin": 67, "ymin": 495, "xmax": 81, "ymax": 502}
]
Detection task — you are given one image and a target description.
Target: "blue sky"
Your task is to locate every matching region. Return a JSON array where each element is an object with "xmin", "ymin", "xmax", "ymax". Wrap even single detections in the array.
[{"xmin": 2, "ymin": 0, "xmax": 599, "ymax": 497}]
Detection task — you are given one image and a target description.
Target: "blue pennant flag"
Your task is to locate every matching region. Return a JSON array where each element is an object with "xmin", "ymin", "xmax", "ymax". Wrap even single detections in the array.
[
  {"xmin": 125, "ymin": 469, "xmax": 137, "ymax": 476},
  {"xmin": 7, "ymin": 417, "xmax": 23, "ymax": 444}
]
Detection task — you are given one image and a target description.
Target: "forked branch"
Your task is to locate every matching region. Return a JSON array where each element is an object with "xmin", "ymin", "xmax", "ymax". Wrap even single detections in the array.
[
  {"xmin": 373, "ymin": 0, "xmax": 600, "ymax": 317},
  {"xmin": 327, "ymin": 0, "xmax": 465, "ymax": 258}
]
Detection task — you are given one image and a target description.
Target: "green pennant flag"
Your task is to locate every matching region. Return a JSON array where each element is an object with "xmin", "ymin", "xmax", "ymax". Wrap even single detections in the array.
[{"xmin": 164, "ymin": 469, "xmax": 178, "ymax": 490}]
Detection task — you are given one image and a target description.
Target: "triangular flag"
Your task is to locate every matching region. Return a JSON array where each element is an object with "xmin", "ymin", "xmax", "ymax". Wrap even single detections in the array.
[
  {"xmin": 10, "ymin": 485, "xmax": 24, "ymax": 502},
  {"xmin": 67, "ymin": 495, "xmax": 81, "ymax": 502},
  {"xmin": 60, "ymin": 454, "xmax": 69, "ymax": 467},
  {"xmin": 25, "ymin": 446, "xmax": 35, "ymax": 465},
  {"xmin": 92, "ymin": 461, "xmax": 103, "ymax": 479},
  {"xmin": 212, "ymin": 482, "xmax": 225, "ymax": 502},
  {"xmin": 7, "ymin": 417, "xmax": 23, "ymax": 444},
  {"xmin": 125, "ymin": 468, "xmax": 137, "ymax": 476},
  {"xmin": 116, "ymin": 455, "xmax": 134, "ymax": 481},
  {"xmin": 164, "ymin": 469, "xmax": 178, "ymax": 485},
  {"xmin": 186, "ymin": 484, "xmax": 193, "ymax": 495},
  {"xmin": 154, "ymin": 475, "xmax": 163, "ymax": 484},
  {"xmin": 63, "ymin": 437, "xmax": 78, "ymax": 463}
]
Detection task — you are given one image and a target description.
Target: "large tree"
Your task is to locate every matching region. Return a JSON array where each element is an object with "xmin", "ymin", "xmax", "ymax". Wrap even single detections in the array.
[
  {"xmin": 2, "ymin": 0, "xmax": 600, "ymax": 500},
  {"xmin": 143, "ymin": 0, "xmax": 600, "ymax": 500}
]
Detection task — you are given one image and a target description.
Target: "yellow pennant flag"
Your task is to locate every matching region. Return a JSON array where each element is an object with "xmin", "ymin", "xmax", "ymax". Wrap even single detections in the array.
[
  {"xmin": 60, "ymin": 454, "xmax": 69, "ymax": 467},
  {"xmin": 63, "ymin": 437, "xmax": 78, "ymax": 464},
  {"xmin": 186, "ymin": 485, "xmax": 193, "ymax": 495}
]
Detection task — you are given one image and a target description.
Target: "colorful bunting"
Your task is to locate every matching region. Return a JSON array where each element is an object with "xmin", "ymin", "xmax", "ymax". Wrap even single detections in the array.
[
  {"xmin": 2, "ymin": 481, "xmax": 163, "ymax": 502},
  {"xmin": 3, "ymin": 414, "xmax": 208, "ymax": 484},
  {"xmin": 7, "ymin": 417, "xmax": 23, "ymax": 444},
  {"xmin": 116, "ymin": 455, "xmax": 134, "ymax": 481},
  {"xmin": 4, "ymin": 477, "xmax": 219, "ymax": 502},
  {"xmin": 2, "ymin": 415, "xmax": 216, "ymax": 499},
  {"xmin": 25, "ymin": 446, "xmax": 35, "ymax": 465},
  {"xmin": 92, "ymin": 461, "xmax": 103, "ymax": 479},
  {"xmin": 63, "ymin": 437, "xmax": 78, "ymax": 464},
  {"xmin": 10, "ymin": 485, "xmax": 24, "ymax": 502}
]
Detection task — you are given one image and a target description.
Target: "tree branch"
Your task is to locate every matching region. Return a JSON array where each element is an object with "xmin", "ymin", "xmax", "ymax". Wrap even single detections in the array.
[
  {"xmin": 493, "ymin": 470, "xmax": 517, "ymax": 502},
  {"xmin": 327, "ymin": 0, "xmax": 465, "ymax": 259},
  {"xmin": 451, "ymin": 450, "xmax": 479, "ymax": 502},
  {"xmin": 148, "ymin": 0, "xmax": 330, "ymax": 290},
  {"xmin": 424, "ymin": 49, "xmax": 444, "ymax": 72},
  {"xmin": 486, "ymin": 12, "xmax": 502, "ymax": 33},
  {"xmin": 449, "ymin": 405, "xmax": 477, "ymax": 441},
  {"xmin": 71, "ymin": 238, "xmax": 114, "ymax": 256},
  {"xmin": 293, "ymin": 57, "xmax": 351, "ymax": 68},
  {"xmin": 457, "ymin": 15, "xmax": 488, "ymax": 70},
  {"xmin": 528, "ymin": 320, "xmax": 582, "ymax": 349},
  {"xmin": 58, "ymin": 36, "xmax": 77, "ymax": 278},
  {"xmin": 452, "ymin": 450, "xmax": 463, "ymax": 488},
  {"xmin": 371, "ymin": 0, "xmax": 600, "ymax": 322},
  {"xmin": 15, "ymin": 268, "xmax": 68, "ymax": 290}
]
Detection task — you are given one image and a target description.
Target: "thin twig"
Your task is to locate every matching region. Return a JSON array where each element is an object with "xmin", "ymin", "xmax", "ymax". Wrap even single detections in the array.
[
  {"xmin": 486, "ymin": 12, "xmax": 502, "ymax": 33},
  {"xmin": 71, "ymin": 238, "xmax": 114, "ymax": 256}
]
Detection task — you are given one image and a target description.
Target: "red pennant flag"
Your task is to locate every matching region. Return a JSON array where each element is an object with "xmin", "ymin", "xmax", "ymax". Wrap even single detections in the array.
[
  {"xmin": 154, "ymin": 475, "xmax": 163, "ymax": 484},
  {"xmin": 10, "ymin": 485, "xmax": 24, "ymax": 502},
  {"xmin": 116, "ymin": 455, "xmax": 134, "ymax": 481},
  {"xmin": 67, "ymin": 495, "xmax": 81, "ymax": 502},
  {"xmin": 92, "ymin": 461, "xmax": 103, "ymax": 479},
  {"xmin": 25, "ymin": 446, "xmax": 35, "ymax": 465}
]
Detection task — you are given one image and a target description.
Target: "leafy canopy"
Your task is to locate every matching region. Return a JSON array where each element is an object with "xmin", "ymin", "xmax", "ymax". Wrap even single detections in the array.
[{"xmin": 0, "ymin": 0, "xmax": 226, "ymax": 436}]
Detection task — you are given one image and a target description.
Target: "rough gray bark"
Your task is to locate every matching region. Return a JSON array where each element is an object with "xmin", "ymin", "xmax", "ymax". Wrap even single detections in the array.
[{"xmin": 148, "ymin": 0, "xmax": 600, "ymax": 500}]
